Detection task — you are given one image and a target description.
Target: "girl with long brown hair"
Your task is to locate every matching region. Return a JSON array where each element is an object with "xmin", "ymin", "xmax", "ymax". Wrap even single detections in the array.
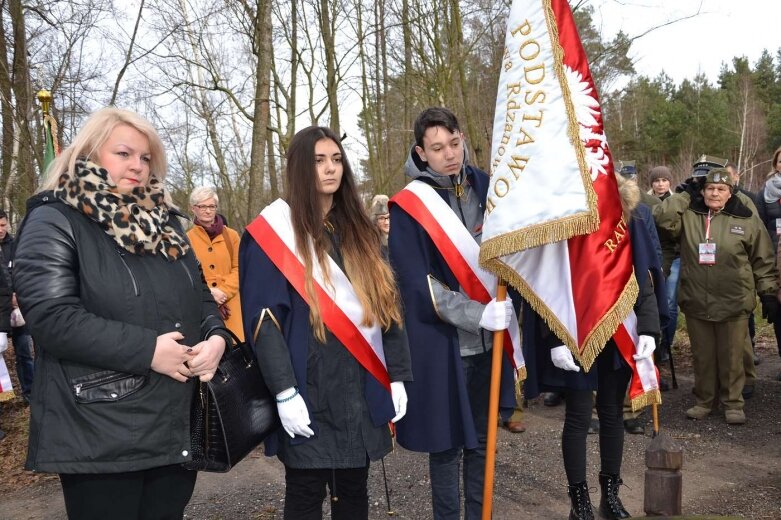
[{"xmin": 240, "ymin": 126, "xmax": 412, "ymax": 520}]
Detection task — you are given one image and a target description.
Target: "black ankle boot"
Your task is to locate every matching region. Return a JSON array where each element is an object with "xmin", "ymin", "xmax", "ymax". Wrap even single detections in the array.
[
  {"xmin": 567, "ymin": 481, "xmax": 594, "ymax": 520},
  {"xmin": 598, "ymin": 472, "xmax": 630, "ymax": 519}
]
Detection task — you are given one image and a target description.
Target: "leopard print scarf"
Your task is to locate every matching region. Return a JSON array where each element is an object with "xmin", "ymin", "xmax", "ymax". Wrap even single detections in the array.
[{"xmin": 54, "ymin": 159, "xmax": 190, "ymax": 260}]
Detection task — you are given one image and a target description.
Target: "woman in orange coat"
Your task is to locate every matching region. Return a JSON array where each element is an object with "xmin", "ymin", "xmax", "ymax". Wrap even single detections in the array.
[{"xmin": 187, "ymin": 186, "xmax": 244, "ymax": 340}]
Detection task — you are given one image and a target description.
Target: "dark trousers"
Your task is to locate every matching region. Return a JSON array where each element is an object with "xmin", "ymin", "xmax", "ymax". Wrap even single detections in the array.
[
  {"xmin": 11, "ymin": 325, "xmax": 34, "ymax": 396},
  {"xmin": 59, "ymin": 465, "xmax": 197, "ymax": 520},
  {"xmin": 562, "ymin": 344, "xmax": 631, "ymax": 484},
  {"xmin": 429, "ymin": 350, "xmax": 491, "ymax": 520},
  {"xmin": 284, "ymin": 464, "xmax": 370, "ymax": 520}
]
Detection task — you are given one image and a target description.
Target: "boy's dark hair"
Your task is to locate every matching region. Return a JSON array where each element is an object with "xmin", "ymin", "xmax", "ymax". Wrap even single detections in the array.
[
  {"xmin": 0, "ymin": 209, "xmax": 6, "ymax": 220},
  {"xmin": 414, "ymin": 107, "xmax": 461, "ymax": 148}
]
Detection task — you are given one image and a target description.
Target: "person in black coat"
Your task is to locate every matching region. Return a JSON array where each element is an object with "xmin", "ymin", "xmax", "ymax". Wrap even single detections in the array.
[{"xmin": 13, "ymin": 107, "xmax": 228, "ymax": 519}]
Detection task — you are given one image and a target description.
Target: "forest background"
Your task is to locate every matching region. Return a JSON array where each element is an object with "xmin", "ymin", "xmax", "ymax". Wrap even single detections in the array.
[{"xmin": 1, "ymin": 0, "xmax": 780, "ymax": 229}]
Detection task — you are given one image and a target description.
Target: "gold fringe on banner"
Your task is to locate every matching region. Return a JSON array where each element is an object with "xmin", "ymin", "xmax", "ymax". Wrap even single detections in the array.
[
  {"xmin": 485, "ymin": 257, "xmax": 576, "ymax": 351},
  {"xmin": 631, "ymin": 389, "xmax": 662, "ymax": 412},
  {"xmin": 543, "ymin": 0, "xmax": 600, "ymax": 222},
  {"xmin": 486, "ymin": 258, "xmax": 639, "ymax": 373},
  {"xmin": 574, "ymin": 274, "xmax": 639, "ymax": 371},
  {"xmin": 0, "ymin": 389, "xmax": 14, "ymax": 402},
  {"xmin": 479, "ymin": 209, "xmax": 598, "ymax": 266},
  {"xmin": 481, "ymin": 0, "xmax": 606, "ymax": 264}
]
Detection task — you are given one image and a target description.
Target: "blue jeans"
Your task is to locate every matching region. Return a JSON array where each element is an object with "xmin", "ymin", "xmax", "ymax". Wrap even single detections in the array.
[
  {"xmin": 12, "ymin": 326, "xmax": 34, "ymax": 397},
  {"xmin": 429, "ymin": 350, "xmax": 491, "ymax": 520},
  {"xmin": 663, "ymin": 257, "xmax": 680, "ymax": 349}
]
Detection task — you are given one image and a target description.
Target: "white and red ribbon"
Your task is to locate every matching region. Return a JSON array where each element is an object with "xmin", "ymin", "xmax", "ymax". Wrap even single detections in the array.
[
  {"xmin": 246, "ymin": 199, "xmax": 390, "ymax": 391},
  {"xmin": 392, "ymin": 180, "xmax": 525, "ymax": 376}
]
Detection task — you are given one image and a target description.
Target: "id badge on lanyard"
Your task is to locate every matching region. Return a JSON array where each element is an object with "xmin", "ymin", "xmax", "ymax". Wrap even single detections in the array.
[{"xmin": 699, "ymin": 211, "xmax": 716, "ymax": 265}]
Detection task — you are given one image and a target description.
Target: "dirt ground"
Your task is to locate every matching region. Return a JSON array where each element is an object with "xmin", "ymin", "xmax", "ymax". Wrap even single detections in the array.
[{"xmin": 1, "ymin": 329, "xmax": 780, "ymax": 520}]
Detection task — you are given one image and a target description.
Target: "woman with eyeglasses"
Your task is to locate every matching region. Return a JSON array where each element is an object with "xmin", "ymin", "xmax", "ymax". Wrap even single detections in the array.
[{"xmin": 187, "ymin": 187, "xmax": 244, "ymax": 340}]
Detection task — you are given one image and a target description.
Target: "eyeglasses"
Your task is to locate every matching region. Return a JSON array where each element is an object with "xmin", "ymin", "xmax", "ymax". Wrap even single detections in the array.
[{"xmin": 194, "ymin": 204, "xmax": 218, "ymax": 211}]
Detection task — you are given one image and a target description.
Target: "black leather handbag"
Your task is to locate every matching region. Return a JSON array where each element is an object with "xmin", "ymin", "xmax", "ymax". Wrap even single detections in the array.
[{"xmin": 184, "ymin": 329, "xmax": 279, "ymax": 472}]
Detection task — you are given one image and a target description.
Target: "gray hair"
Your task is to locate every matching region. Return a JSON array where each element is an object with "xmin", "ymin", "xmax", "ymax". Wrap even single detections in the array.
[{"xmin": 189, "ymin": 186, "xmax": 219, "ymax": 207}]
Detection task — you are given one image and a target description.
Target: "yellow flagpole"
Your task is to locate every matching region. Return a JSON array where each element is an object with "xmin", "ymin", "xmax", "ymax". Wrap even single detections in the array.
[{"xmin": 481, "ymin": 281, "xmax": 507, "ymax": 519}]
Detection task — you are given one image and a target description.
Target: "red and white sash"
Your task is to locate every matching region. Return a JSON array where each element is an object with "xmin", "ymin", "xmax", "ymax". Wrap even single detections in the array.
[
  {"xmin": 615, "ymin": 312, "xmax": 661, "ymax": 410},
  {"xmin": 246, "ymin": 199, "xmax": 391, "ymax": 391},
  {"xmin": 391, "ymin": 180, "xmax": 526, "ymax": 378}
]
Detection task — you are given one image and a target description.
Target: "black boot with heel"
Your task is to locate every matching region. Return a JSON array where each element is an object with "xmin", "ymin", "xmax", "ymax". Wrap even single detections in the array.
[
  {"xmin": 598, "ymin": 472, "xmax": 630, "ymax": 519},
  {"xmin": 567, "ymin": 481, "xmax": 594, "ymax": 520}
]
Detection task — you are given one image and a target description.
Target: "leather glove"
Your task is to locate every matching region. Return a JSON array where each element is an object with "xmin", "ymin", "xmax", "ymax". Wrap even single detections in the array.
[
  {"xmin": 479, "ymin": 297, "xmax": 514, "ymax": 331},
  {"xmin": 551, "ymin": 345, "xmax": 580, "ymax": 372},
  {"xmin": 633, "ymin": 335, "xmax": 656, "ymax": 360},
  {"xmin": 0, "ymin": 332, "xmax": 6, "ymax": 353},
  {"xmin": 761, "ymin": 294, "xmax": 779, "ymax": 324},
  {"xmin": 276, "ymin": 387, "xmax": 314, "ymax": 438},
  {"xmin": 390, "ymin": 381, "xmax": 408, "ymax": 423},
  {"xmin": 675, "ymin": 176, "xmax": 703, "ymax": 196}
]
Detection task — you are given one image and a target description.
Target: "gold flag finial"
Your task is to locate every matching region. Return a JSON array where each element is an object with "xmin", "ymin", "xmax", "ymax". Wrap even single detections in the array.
[{"xmin": 37, "ymin": 89, "xmax": 53, "ymax": 115}]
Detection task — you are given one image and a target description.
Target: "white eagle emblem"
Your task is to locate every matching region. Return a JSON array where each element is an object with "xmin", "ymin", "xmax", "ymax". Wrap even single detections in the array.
[{"xmin": 564, "ymin": 66, "xmax": 609, "ymax": 181}]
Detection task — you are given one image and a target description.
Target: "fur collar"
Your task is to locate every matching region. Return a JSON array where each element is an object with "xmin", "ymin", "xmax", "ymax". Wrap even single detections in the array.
[{"xmin": 689, "ymin": 192, "xmax": 752, "ymax": 218}]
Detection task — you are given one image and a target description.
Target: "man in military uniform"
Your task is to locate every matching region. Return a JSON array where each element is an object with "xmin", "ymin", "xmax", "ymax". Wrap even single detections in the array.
[{"xmin": 654, "ymin": 168, "xmax": 778, "ymax": 425}]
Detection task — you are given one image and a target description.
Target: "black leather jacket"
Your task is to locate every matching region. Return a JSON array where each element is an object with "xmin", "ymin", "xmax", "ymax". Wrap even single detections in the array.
[{"xmin": 14, "ymin": 193, "xmax": 228, "ymax": 473}]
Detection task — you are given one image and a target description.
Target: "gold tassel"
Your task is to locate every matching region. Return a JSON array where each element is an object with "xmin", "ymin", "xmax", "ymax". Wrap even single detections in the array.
[
  {"xmin": 484, "ymin": 259, "xmax": 639, "ymax": 373},
  {"xmin": 631, "ymin": 389, "xmax": 662, "ymax": 412},
  {"xmin": 479, "ymin": 211, "xmax": 599, "ymax": 264}
]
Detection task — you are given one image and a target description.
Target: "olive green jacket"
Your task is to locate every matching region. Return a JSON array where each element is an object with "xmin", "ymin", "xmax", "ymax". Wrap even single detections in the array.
[{"xmin": 654, "ymin": 191, "xmax": 777, "ymax": 321}]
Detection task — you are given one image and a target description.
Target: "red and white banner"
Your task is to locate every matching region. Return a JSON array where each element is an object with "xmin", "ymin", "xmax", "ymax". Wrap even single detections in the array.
[
  {"xmin": 246, "ymin": 199, "xmax": 391, "ymax": 391},
  {"xmin": 392, "ymin": 181, "xmax": 525, "ymax": 379},
  {"xmin": 479, "ymin": 0, "xmax": 659, "ymax": 408}
]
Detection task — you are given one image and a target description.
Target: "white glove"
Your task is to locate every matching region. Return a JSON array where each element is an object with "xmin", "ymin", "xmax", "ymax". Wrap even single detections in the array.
[
  {"xmin": 276, "ymin": 387, "xmax": 314, "ymax": 438},
  {"xmin": 479, "ymin": 297, "xmax": 514, "ymax": 331},
  {"xmin": 0, "ymin": 332, "xmax": 6, "ymax": 353},
  {"xmin": 551, "ymin": 345, "xmax": 580, "ymax": 372},
  {"xmin": 633, "ymin": 335, "xmax": 656, "ymax": 360},
  {"xmin": 390, "ymin": 381, "xmax": 408, "ymax": 423}
]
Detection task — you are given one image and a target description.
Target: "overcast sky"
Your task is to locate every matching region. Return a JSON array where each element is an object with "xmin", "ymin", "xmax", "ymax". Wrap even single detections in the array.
[{"xmin": 593, "ymin": 0, "xmax": 781, "ymax": 85}]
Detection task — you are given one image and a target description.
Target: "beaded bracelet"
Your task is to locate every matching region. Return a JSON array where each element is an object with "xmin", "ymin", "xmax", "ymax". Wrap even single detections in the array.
[{"xmin": 276, "ymin": 388, "xmax": 299, "ymax": 403}]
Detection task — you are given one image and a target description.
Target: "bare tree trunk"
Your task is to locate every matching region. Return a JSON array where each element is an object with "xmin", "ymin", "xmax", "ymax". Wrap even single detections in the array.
[
  {"xmin": 402, "ymin": 0, "xmax": 412, "ymax": 134},
  {"xmin": 9, "ymin": 0, "xmax": 36, "ymax": 214},
  {"xmin": 319, "ymin": 0, "xmax": 339, "ymax": 133},
  {"xmin": 247, "ymin": 0, "xmax": 272, "ymax": 219},
  {"xmin": 0, "ymin": 4, "xmax": 15, "ymax": 214},
  {"xmin": 356, "ymin": 0, "xmax": 377, "ymax": 190},
  {"xmin": 267, "ymin": 130, "xmax": 279, "ymax": 199}
]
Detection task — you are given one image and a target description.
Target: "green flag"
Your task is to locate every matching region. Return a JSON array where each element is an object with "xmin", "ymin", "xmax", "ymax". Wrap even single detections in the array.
[{"xmin": 42, "ymin": 115, "xmax": 58, "ymax": 172}]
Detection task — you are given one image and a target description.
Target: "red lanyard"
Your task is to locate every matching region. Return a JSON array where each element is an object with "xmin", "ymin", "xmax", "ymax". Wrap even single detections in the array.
[{"xmin": 705, "ymin": 210, "xmax": 714, "ymax": 242}]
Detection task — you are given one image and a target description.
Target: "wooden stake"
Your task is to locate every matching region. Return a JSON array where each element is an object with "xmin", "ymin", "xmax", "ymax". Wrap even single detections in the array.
[{"xmin": 481, "ymin": 282, "xmax": 507, "ymax": 520}]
